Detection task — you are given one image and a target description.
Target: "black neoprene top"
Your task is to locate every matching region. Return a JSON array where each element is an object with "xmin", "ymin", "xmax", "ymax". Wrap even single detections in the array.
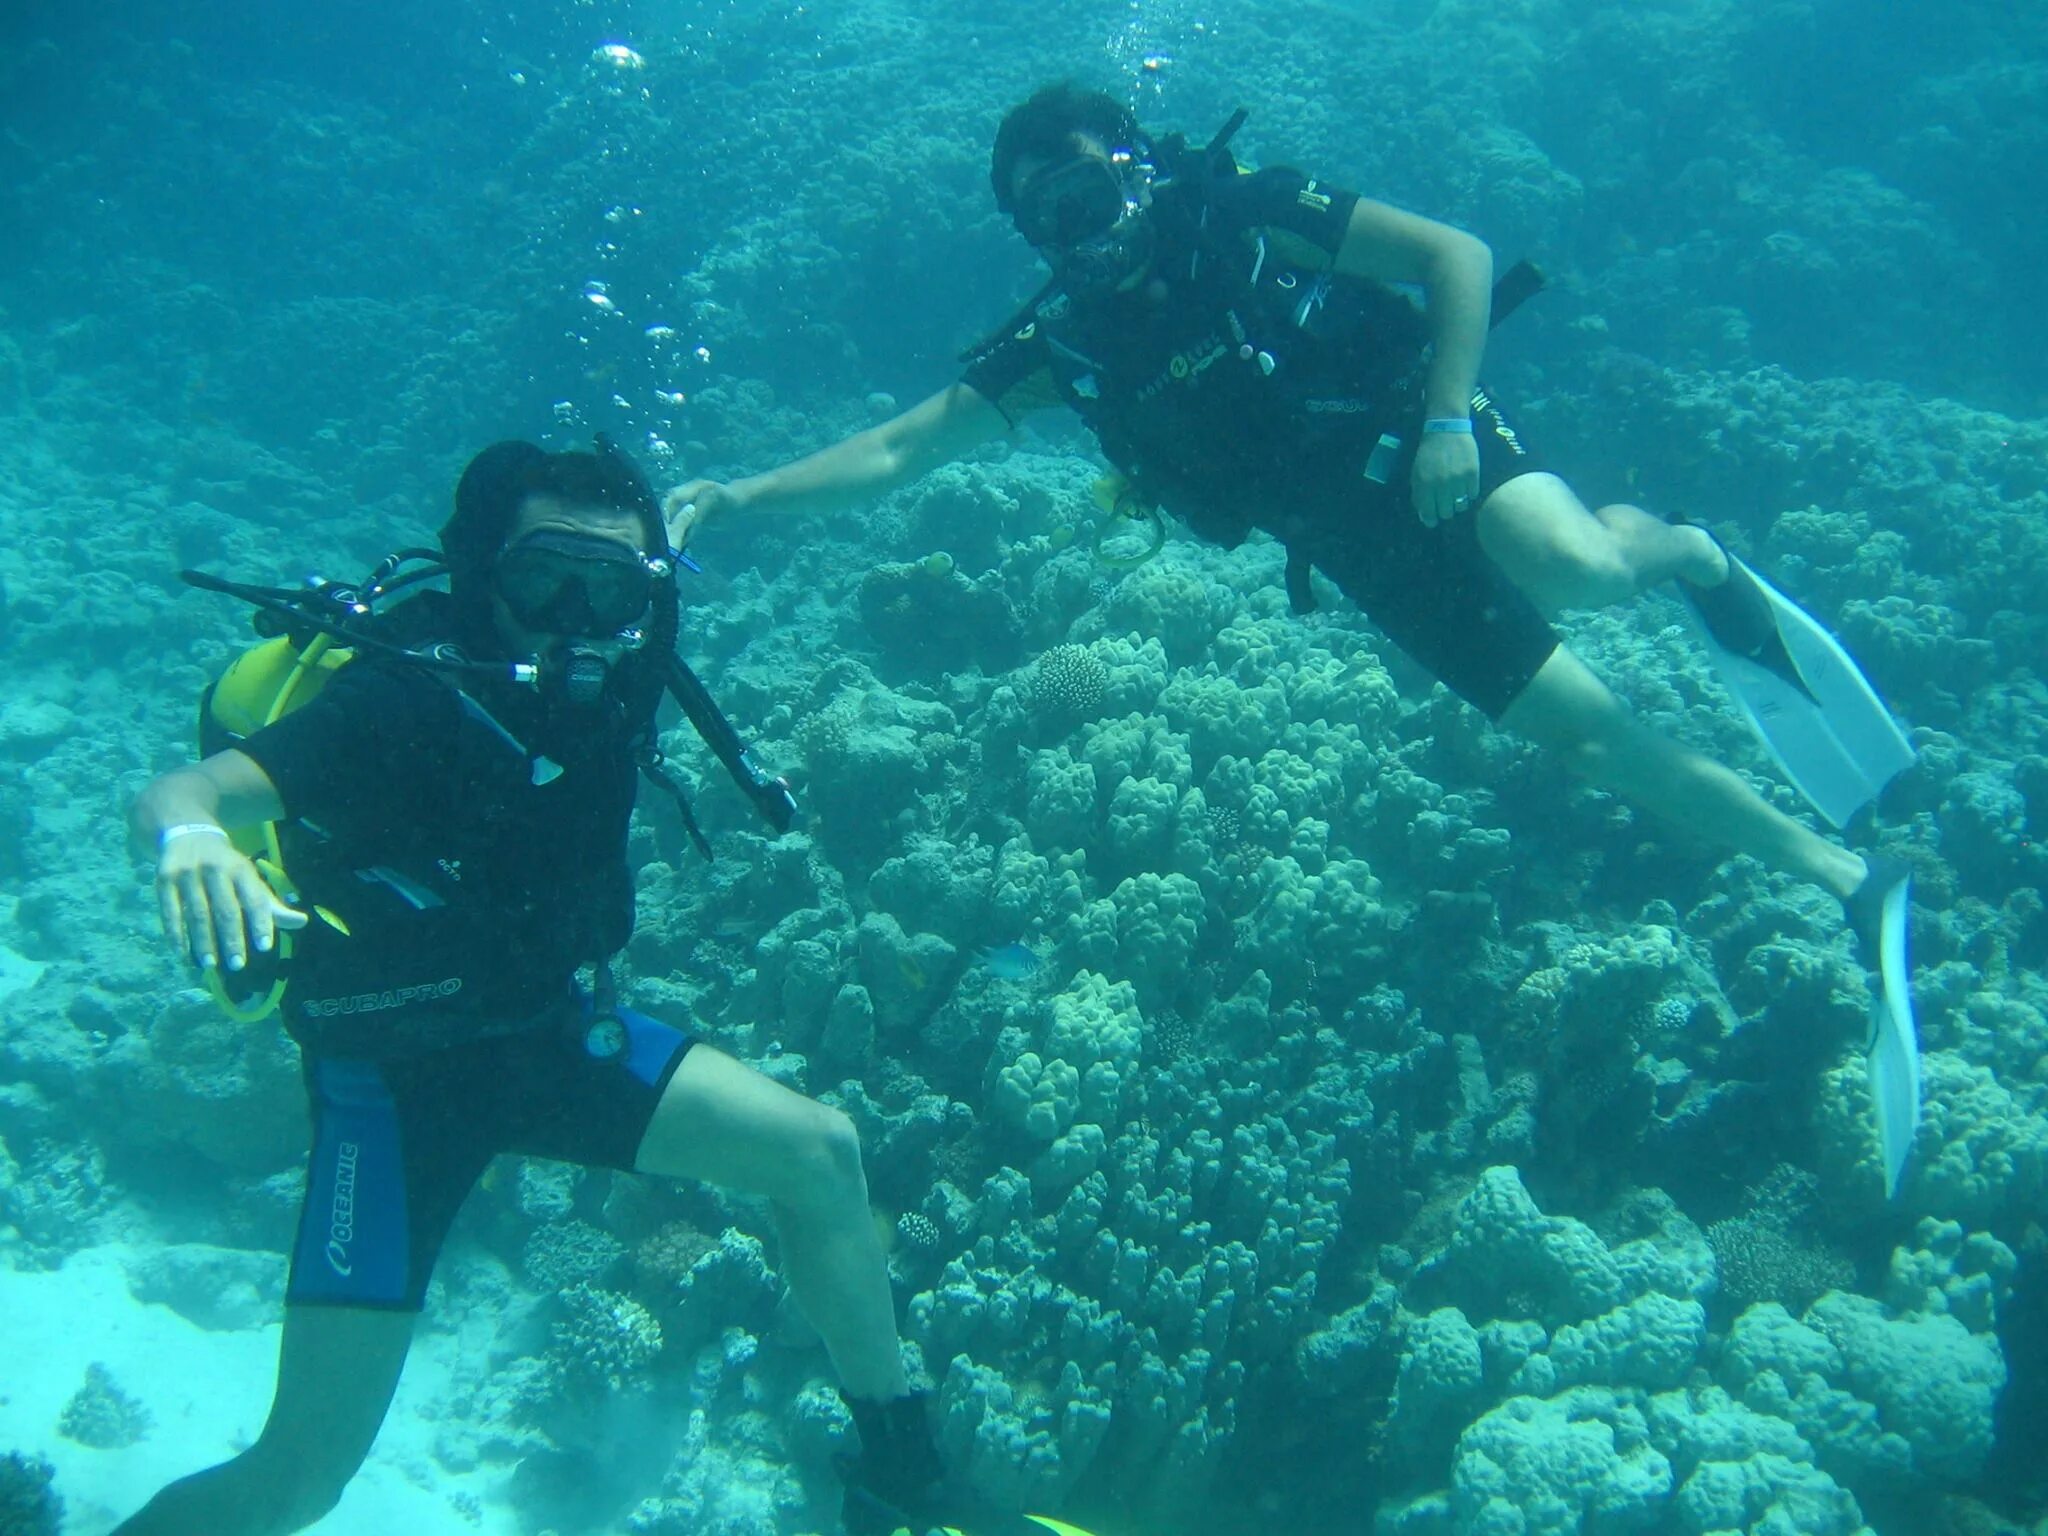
[
  {"xmin": 966, "ymin": 165, "xmax": 1361, "ymax": 413},
  {"xmin": 237, "ymin": 659, "xmax": 638, "ymax": 1057},
  {"xmin": 961, "ymin": 163, "xmax": 1432, "ymax": 547}
]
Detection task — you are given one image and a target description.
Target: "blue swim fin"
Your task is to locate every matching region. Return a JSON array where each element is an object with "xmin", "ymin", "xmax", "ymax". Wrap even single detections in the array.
[
  {"xmin": 1683, "ymin": 555, "xmax": 1914, "ymax": 829},
  {"xmin": 1845, "ymin": 856, "xmax": 1920, "ymax": 1198}
]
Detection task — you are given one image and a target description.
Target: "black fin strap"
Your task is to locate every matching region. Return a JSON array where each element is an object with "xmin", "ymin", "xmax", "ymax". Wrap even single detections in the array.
[
  {"xmin": 661, "ymin": 654, "xmax": 799, "ymax": 834},
  {"xmin": 1489, "ymin": 260, "xmax": 1546, "ymax": 328}
]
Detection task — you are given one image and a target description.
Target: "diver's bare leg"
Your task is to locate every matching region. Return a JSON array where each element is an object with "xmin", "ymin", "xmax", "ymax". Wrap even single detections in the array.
[
  {"xmin": 1476, "ymin": 471, "xmax": 1725, "ymax": 612},
  {"xmin": 113, "ymin": 1305, "xmax": 413, "ymax": 1536},
  {"xmin": 635, "ymin": 1044, "xmax": 908, "ymax": 1401},
  {"xmin": 1501, "ymin": 647, "xmax": 1866, "ymax": 899}
]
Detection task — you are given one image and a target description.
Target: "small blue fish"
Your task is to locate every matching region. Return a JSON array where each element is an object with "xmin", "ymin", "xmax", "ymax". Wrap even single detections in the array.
[{"xmin": 977, "ymin": 941, "xmax": 1043, "ymax": 982}]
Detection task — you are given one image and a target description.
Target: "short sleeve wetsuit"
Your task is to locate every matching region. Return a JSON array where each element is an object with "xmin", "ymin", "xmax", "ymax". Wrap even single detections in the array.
[
  {"xmin": 236, "ymin": 660, "xmax": 693, "ymax": 1309},
  {"xmin": 962, "ymin": 163, "xmax": 1558, "ymax": 718}
]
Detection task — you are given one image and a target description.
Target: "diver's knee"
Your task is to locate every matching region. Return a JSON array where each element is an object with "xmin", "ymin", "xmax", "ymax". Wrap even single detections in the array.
[
  {"xmin": 1575, "ymin": 545, "xmax": 1639, "ymax": 606},
  {"xmin": 1552, "ymin": 725, "xmax": 1618, "ymax": 779},
  {"xmin": 113, "ymin": 1441, "xmax": 360, "ymax": 1536},
  {"xmin": 782, "ymin": 1103, "xmax": 866, "ymax": 1212},
  {"xmin": 244, "ymin": 1422, "xmax": 374, "ymax": 1527},
  {"xmin": 1508, "ymin": 677, "xmax": 1632, "ymax": 772},
  {"xmin": 267, "ymin": 1458, "xmax": 357, "ymax": 1533}
]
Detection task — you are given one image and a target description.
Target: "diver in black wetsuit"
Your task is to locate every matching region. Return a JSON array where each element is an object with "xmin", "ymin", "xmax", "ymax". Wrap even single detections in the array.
[
  {"xmin": 120, "ymin": 441, "xmax": 940, "ymax": 1535},
  {"xmin": 668, "ymin": 81, "xmax": 1894, "ymax": 925}
]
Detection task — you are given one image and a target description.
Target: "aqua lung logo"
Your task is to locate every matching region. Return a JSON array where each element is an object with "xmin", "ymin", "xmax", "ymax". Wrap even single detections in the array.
[
  {"xmin": 326, "ymin": 1140, "xmax": 360, "ymax": 1276},
  {"xmin": 300, "ymin": 978, "xmax": 463, "ymax": 1019},
  {"xmin": 1137, "ymin": 337, "xmax": 1228, "ymax": 401},
  {"xmin": 1473, "ymin": 388, "xmax": 1527, "ymax": 455}
]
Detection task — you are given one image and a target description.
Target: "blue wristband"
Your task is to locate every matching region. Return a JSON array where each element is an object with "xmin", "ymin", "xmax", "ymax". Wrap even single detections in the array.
[{"xmin": 1423, "ymin": 417, "xmax": 1474, "ymax": 434}]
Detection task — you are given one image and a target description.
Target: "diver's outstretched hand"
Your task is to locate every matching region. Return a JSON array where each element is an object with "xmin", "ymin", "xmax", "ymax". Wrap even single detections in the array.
[
  {"xmin": 155, "ymin": 830, "xmax": 307, "ymax": 974},
  {"xmin": 663, "ymin": 478, "xmax": 746, "ymax": 550}
]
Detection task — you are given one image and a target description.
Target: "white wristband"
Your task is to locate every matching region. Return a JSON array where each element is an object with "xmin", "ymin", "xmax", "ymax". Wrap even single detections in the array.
[{"xmin": 159, "ymin": 823, "xmax": 229, "ymax": 854}]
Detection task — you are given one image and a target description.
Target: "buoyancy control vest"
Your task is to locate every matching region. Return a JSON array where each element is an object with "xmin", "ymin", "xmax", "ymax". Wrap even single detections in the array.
[
  {"xmin": 979, "ymin": 116, "xmax": 1545, "ymax": 602},
  {"xmin": 1024, "ymin": 143, "xmax": 1433, "ymax": 550},
  {"xmin": 189, "ymin": 555, "xmax": 797, "ymax": 1055}
]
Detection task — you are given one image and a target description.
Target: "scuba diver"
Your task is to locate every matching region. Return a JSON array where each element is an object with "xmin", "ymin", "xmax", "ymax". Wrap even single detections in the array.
[
  {"xmin": 666, "ymin": 82, "xmax": 1922, "ymax": 1194},
  {"xmin": 119, "ymin": 439, "xmax": 944, "ymax": 1534}
]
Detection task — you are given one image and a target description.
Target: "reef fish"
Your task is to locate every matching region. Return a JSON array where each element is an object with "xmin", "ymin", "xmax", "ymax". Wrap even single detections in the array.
[{"xmin": 977, "ymin": 942, "xmax": 1042, "ymax": 981}]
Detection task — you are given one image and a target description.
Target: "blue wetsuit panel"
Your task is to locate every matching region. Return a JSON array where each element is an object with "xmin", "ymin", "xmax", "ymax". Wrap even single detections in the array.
[
  {"xmin": 292, "ymin": 1059, "xmax": 411, "ymax": 1307},
  {"xmin": 284, "ymin": 1006, "xmax": 694, "ymax": 1311}
]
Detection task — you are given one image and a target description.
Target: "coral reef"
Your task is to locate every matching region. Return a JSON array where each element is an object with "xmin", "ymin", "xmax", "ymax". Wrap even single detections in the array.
[
  {"xmin": 2, "ymin": 2, "xmax": 2044, "ymax": 1533},
  {"xmin": 1374, "ymin": 1170, "xmax": 2027, "ymax": 1535},
  {"xmin": 553, "ymin": 1284, "xmax": 665, "ymax": 1392},
  {"xmin": 524, "ymin": 1220, "xmax": 628, "ymax": 1292},
  {"xmin": 1705, "ymin": 1166, "xmax": 1858, "ymax": 1316},
  {"xmin": 0, "ymin": 1451, "xmax": 62, "ymax": 1536},
  {"xmin": 57, "ymin": 1361, "xmax": 152, "ymax": 1450}
]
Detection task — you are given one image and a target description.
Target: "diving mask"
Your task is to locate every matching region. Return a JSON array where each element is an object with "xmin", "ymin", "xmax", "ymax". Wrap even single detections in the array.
[
  {"xmin": 494, "ymin": 530, "xmax": 664, "ymax": 637},
  {"xmin": 1014, "ymin": 147, "xmax": 1157, "ymax": 294},
  {"xmin": 1015, "ymin": 152, "xmax": 1138, "ymax": 247}
]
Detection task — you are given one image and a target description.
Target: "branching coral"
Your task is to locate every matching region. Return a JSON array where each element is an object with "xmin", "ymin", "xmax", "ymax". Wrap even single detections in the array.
[
  {"xmin": 57, "ymin": 1362, "xmax": 152, "ymax": 1449},
  {"xmin": 1030, "ymin": 643, "xmax": 1108, "ymax": 729},
  {"xmin": 553, "ymin": 1283, "xmax": 664, "ymax": 1391}
]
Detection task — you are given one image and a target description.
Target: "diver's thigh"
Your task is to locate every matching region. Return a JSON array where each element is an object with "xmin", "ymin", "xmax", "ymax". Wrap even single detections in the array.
[{"xmin": 633, "ymin": 1042, "xmax": 843, "ymax": 1199}]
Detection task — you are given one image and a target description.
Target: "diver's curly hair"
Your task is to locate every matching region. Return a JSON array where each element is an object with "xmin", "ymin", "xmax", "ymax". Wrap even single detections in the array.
[{"xmin": 990, "ymin": 82, "xmax": 1145, "ymax": 215}]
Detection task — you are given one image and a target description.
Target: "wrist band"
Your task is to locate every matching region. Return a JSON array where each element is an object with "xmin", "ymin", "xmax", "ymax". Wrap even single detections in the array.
[
  {"xmin": 1423, "ymin": 417, "xmax": 1474, "ymax": 434},
  {"xmin": 159, "ymin": 823, "xmax": 229, "ymax": 854}
]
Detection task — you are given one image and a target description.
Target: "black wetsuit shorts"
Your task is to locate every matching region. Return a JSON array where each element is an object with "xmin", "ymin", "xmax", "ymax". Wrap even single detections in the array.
[
  {"xmin": 1295, "ymin": 385, "xmax": 1558, "ymax": 719},
  {"xmin": 288, "ymin": 1002, "xmax": 693, "ymax": 1310}
]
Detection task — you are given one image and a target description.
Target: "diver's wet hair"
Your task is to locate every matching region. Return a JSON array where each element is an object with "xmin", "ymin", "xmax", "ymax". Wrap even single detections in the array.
[
  {"xmin": 443, "ymin": 438, "xmax": 663, "ymax": 576},
  {"xmin": 991, "ymin": 82, "xmax": 1143, "ymax": 215}
]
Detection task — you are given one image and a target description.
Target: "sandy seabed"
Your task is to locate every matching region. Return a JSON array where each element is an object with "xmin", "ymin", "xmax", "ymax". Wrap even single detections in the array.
[{"xmin": 0, "ymin": 1247, "xmax": 521, "ymax": 1536}]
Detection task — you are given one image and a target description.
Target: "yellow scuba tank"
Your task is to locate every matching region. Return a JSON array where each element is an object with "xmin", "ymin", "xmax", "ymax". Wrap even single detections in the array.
[
  {"xmin": 202, "ymin": 633, "xmax": 353, "ymax": 845},
  {"xmin": 197, "ymin": 632, "xmax": 354, "ymax": 1022}
]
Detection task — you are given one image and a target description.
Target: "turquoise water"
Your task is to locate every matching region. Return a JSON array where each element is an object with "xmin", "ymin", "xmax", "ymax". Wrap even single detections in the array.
[{"xmin": 1, "ymin": 1, "xmax": 2044, "ymax": 1533}]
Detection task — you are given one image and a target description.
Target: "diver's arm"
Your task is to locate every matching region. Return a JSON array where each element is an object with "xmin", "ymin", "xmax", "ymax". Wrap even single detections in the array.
[
  {"xmin": 1334, "ymin": 199, "xmax": 1492, "ymax": 525},
  {"xmin": 1332, "ymin": 198, "xmax": 1493, "ymax": 421},
  {"xmin": 665, "ymin": 383, "xmax": 1009, "ymax": 543},
  {"xmin": 133, "ymin": 750, "xmax": 304, "ymax": 973},
  {"xmin": 133, "ymin": 749, "xmax": 287, "ymax": 845}
]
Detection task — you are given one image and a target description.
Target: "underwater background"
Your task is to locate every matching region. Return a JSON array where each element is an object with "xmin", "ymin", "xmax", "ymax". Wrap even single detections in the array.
[{"xmin": 2, "ymin": 0, "xmax": 2045, "ymax": 1532}]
